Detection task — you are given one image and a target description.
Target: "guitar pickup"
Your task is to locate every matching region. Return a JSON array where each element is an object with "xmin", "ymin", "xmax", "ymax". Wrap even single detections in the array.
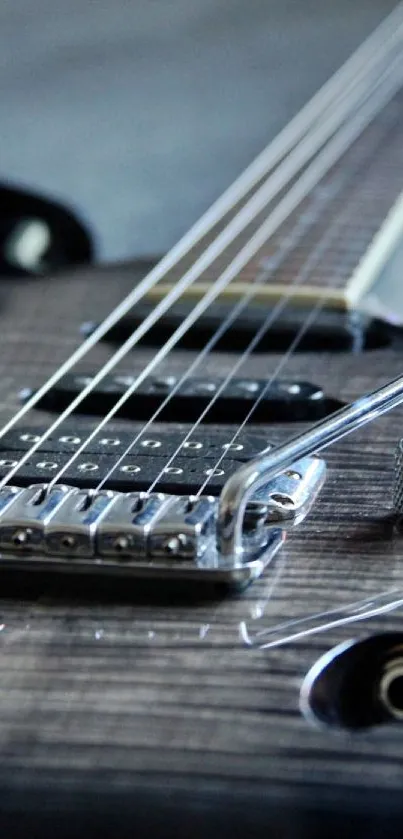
[
  {"xmin": 20, "ymin": 374, "xmax": 343, "ymax": 423},
  {"xmin": 0, "ymin": 425, "xmax": 321, "ymax": 495}
]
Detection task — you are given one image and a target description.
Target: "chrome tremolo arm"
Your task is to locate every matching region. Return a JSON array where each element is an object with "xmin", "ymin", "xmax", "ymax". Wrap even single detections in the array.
[{"xmin": 218, "ymin": 372, "xmax": 403, "ymax": 561}]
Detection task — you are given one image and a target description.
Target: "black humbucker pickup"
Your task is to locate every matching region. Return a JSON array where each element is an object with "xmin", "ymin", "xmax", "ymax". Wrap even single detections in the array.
[
  {"xmin": 21, "ymin": 374, "xmax": 340, "ymax": 423},
  {"xmin": 0, "ymin": 453, "xmax": 249, "ymax": 495},
  {"xmin": 0, "ymin": 427, "xmax": 271, "ymax": 494}
]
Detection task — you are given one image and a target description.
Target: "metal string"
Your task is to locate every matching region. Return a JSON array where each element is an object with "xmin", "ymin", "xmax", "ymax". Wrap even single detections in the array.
[
  {"xmin": 0, "ymin": 51, "xmax": 402, "ymax": 491},
  {"xmin": 94, "ymin": 61, "xmax": 403, "ymax": 491},
  {"xmin": 95, "ymin": 204, "xmax": 338, "ymax": 492},
  {"xmin": 90, "ymin": 93, "xmax": 390, "ymax": 495},
  {"xmin": 196, "ymin": 301, "xmax": 325, "ymax": 497},
  {"xmin": 146, "ymin": 233, "xmax": 351, "ymax": 495},
  {"xmin": 0, "ymin": 29, "xmax": 399, "ymax": 443},
  {"xmin": 147, "ymin": 117, "xmax": 389, "ymax": 495},
  {"xmin": 0, "ymin": 18, "xmax": 397, "ymax": 444},
  {"xmin": 33, "ymin": 61, "xmax": 403, "ymax": 493},
  {"xmin": 195, "ymin": 228, "xmax": 382, "ymax": 497}
]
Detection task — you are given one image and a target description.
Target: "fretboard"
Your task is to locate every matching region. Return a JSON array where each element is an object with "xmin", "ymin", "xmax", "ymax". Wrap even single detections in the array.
[{"xmin": 144, "ymin": 72, "xmax": 403, "ymax": 313}]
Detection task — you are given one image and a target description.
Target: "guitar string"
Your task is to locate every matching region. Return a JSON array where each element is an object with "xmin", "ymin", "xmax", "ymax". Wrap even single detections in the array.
[
  {"xmin": 146, "ymin": 227, "xmax": 362, "ymax": 495},
  {"xmin": 0, "ymin": 37, "xmax": 397, "ymax": 450},
  {"xmin": 0, "ymin": 22, "xmax": 395, "ymax": 446},
  {"xmin": 196, "ymin": 109, "xmax": 403, "ymax": 496},
  {"xmin": 197, "ymin": 303, "xmax": 324, "ymax": 497},
  {"xmin": 12, "ymin": 60, "xmax": 403, "ymax": 492},
  {"xmin": 195, "ymin": 231, "xmax": 379, "ymax": 498},
  {"xmin": 147, "ymin": 117, "xmax": 389, "ymax": 496},
  {"xmin": 0, "ymin": 26, "xmax": 398, "ymax": 442},
  {"xmin": 0, "ymin": 57, "xmax": 401, "ymax": 491},
  {"xmin": 95, "ymin": 206, "xmax": 341, "ymax": 492},
  {"xmin": 35, "ymin": 63, "xmax": 403, "ymax": 493},
  {"xmin": 92, "ymin": 54, "xmax": 403, "ymax": 490},
  {"xmin": 104, "ymin": 137, "xmax": 379, "ymax": 497}
]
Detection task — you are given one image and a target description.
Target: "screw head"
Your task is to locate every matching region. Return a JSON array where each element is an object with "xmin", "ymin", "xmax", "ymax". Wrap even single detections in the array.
[
  {"xmin": 12, "ymin": 528, "xmax": 33, "ymax": 546},
  {"xmin": 163, "ymin": 534, "xmax": 188, "ymax": 555},
  {"xmin": 113, "ymin": 535, "xmax": 131, "ymax": 552},
  {"xmin": 60, "ymin": 534, "xmax": 77, "ymax": 550}
]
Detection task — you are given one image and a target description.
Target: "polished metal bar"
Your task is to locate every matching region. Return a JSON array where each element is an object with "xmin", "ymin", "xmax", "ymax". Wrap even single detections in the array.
[{"xmin": 218, "ymin": 372, "xmax": 403, "ymax": 560}]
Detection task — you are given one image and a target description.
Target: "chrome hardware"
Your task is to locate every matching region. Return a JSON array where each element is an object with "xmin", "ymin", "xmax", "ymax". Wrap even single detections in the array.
[
  {"xmin": 45, "ymin": 489, "xmax": 117, "ymax": 558},
  {"xmin": 218, "ymin": 372, "xmax": 403, "ymax": 560},
  {"xmin": 0, "ymin": 484, "xmax": 277, "ymax": 585},
  {"xmin": 0, "ymin": 484, "xmax": 74, "ymax": 553},
  {"xmin": 0, "ymin": 486, "xmax": 24, "ymax": 519},
  {"xmin": 3, "ymin": 363, "xmax": 403, "ymax": 585},
  {"xmin": 245, "ymin": 456, "xmax": 326, "ymax": 529},
  {"xmin": 97, "ymin": 493, "xmax": 171, "ymax": 558},
  {"xmin": 0, "ymin": 451, "xmax": 325, "ymax": 585},
  {"xmin": 148, "ymin": 496, "xmax": 216, "ymax": 560}
]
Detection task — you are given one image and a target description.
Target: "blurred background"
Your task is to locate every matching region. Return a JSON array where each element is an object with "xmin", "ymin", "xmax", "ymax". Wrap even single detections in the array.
[{"xmin": 0, "ymin": 0, "xmax": 397, "ymax": 261}]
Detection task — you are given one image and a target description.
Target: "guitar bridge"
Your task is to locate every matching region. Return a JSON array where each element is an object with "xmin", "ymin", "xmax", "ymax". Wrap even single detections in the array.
[{"xmin": 0, "ymin": 455, "xmax": 325, "ymax": 588}]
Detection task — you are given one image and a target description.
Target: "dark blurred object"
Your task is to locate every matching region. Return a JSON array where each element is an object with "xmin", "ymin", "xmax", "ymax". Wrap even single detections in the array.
[
  {"xmin": 301, "ymin": 634, "xmax": 403, "ymax": 730},
  {"xmin": 0, "ymin": 184, "xmax": 94, "ymax": 277}
]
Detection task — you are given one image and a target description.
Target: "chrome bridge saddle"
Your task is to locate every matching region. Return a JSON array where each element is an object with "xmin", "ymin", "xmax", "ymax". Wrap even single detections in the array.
[{"xmin": 0, "ymin": 455, "xmax": 325, "ymax": 588}]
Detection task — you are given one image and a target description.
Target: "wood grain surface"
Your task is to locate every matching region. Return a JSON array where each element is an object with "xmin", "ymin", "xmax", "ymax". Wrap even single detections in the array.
[
  {"xmin": 2, "ymin": 27, "xmax": 403, "ymax": 839},
  {"xmin": 1, "ymin": 268, "xmax": 403, "ymax": 838}
]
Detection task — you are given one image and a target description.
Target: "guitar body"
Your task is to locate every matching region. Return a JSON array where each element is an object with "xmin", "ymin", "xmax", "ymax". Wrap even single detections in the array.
[
  {"xmin": 0, "ymin": 271, "xmax": 402, "ymax": 838},
  {"xmin": 2, "ymin": 9, "xmax": 403, "ymax": 838}
]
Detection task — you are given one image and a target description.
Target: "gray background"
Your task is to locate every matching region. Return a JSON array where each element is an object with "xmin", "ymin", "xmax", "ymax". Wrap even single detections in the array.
[{"xmin": 0, "ymin": 0, "xmax": 397, "ymax": 260}]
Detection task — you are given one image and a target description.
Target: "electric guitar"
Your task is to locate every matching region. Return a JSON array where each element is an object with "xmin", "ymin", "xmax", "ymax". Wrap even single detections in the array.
[{"xmin": 2, "ymin": 8, "xmax": 403, "ymax": 837}]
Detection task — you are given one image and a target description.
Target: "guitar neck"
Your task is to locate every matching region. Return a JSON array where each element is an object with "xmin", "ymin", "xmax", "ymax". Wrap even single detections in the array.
[{"xmin": 145, "ymin": 84, "xmax": 403, "ymax": 314}]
